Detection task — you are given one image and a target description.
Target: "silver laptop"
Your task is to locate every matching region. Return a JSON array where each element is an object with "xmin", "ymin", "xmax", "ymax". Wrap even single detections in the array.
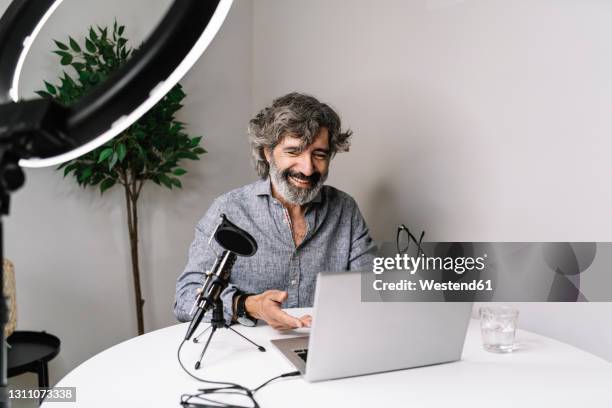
[{"xmin": 271, "ymin": 270, "xmax": 473, "ymax": 382}]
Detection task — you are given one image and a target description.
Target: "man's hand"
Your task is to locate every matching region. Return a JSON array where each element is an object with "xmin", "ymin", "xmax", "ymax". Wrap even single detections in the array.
[{"xmin": 245, "ymin": 290, "xmax": 312, "ymax": 330}]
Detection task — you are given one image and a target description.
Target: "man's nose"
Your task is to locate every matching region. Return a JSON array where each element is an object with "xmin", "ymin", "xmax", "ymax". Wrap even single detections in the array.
[{"xmin": 294, "ymin": 153, "xmax": 315, "ymax": 176}]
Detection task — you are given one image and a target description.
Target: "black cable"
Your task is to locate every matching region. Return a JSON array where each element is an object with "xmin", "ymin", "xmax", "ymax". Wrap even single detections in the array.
[
  {"xmin": 177, "ymin": 339, "xmax": 251, "ymax": 388},
  {"xmin": 181, "ymin": 391, "xmax": 252, "ymax": 408},
  {"xmin": 177, "ymin": 337, "xmax": 301, "ymax": 407},
  {"xmin": 253, "ymin": 371, "xmax": 301, "ymax": 393},
  {"xmin": 177, "ymin": 339, "xmax": 258, "ymax": 408}
]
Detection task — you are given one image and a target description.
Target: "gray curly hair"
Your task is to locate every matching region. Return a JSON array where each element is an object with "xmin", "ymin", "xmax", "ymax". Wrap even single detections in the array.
[{"xmin": 248, "ymin": 92, "xmax": 352, "ymax": 178}]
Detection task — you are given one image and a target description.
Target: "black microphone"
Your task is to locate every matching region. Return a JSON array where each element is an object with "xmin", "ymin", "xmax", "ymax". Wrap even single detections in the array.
[
  {"xmin": 184, "ymin": 250, "xmax": 236, "ymax": 340},
  {"xmin": 184, "ymin": 214, "xmax": 257, "ymax": 341}
]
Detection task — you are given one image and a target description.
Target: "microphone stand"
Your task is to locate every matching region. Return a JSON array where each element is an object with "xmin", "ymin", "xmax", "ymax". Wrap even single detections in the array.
[
  {"xmin": 183, "ymin": 214, "xmax": 265, "ymax": 370},
  {"xmin": 192, "ymin": 298, "xmax": 265, "ymax": 370}
]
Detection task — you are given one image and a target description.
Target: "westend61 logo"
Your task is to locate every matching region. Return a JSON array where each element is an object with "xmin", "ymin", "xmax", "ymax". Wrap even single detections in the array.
[
  {"xmin": 372, "ymin": 253, "xmax": 487, "ymax": 275},
  {"xmin": 365, "ymin": 242, "xmax": 611, "ymax": 302}
]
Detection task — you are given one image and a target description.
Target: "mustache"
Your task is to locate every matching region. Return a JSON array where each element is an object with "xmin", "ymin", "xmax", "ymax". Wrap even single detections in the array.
[{"xmin": 281, "ymin": 169, "xmax": 322, "ymax": 185}]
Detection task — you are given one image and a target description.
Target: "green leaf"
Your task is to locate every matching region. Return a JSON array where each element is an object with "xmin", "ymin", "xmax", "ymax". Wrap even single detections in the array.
[
  {"xmin": 177, "ymin": 151, "xmax": 199, "ymax": 160},
  {"xmin": 54, "ymin": 40, "xmax": 69, "ymax": 51},
  {"xmin": 170, "ymin": 178, "xmax": 182, "ymax": 188},
  {"xmin": 108, "ymin": 152, "xmax": 118, "ymax": 170},
  {"xmin": 118, "ymin": 25, "xmax": 125, "ymax": 36},
  {"xmin": 189, "ymin": 136, "xmax": 202, "ymax": 147},
  {"xmin": 79, "ymin": 166, "xmax": 93, "ymax": 183},
  {"xmin": 89, "ymin": 27, "xmax": 98, "ymax": 42},
  {"xmin": 117, "ymin": 143, "xmax": 127, "ymax": 162},
  {"xmin": 192, "ymin": 147, "xmax": 206, "ymax": 154},
  {"xmin": 53, "ymin": 50, "xmax": 71, "ymax": 59},
  {"xmin": 63, "ymin": 163, "xmax": 78, "ymax": 177},
  {"xmin": 69, "ymin": 37, "xmax": 81, "ymax": 52},
  {"xmin": 71, "ymin": 62, "xmax": 85, "ymax": 71},
  {"xmin": 173, "ymin": 168, "xmax": 187, "ymax": 176},
  {"xmin": 159, "ymin": 174, "xmax": 173, "ymax": 189},
  {"xmin": 90, "ymin": 174, "xmax": 104, "ymax": 186},
  {"xmin": 85, "ymin": 38, "xmax": 96, "ymax": 53},
  {"xmin": 44, "ymin": 81, "xmax": 56, "ymax": 94},
  {"xmin": 97, "ymin": 147, "xmax": 113, "ymax": 163},
  {"xmin": 83, "ymin": 52, "xmax": 97, "ymax": 65},
  {"xmin": 100, "ymin": 178, "xmax": 116, "ymax": 194},
  {"xmin": 78, "ymin": 70, "xmax": 90, "ymax": 83},
  {"xmin": 63, "ymin": 72, "xmax": 76, "ymax": 85},
  {"xmin": 35, "ymin": 90, "xmax": 51, "ymax": 98},
  {"xmin": 98, "ymin": 26, "xmax": 108, "ymax": 39},
  {"xmin": 60, "ymin": 54, "xmax": 72, "ymax": 65}
]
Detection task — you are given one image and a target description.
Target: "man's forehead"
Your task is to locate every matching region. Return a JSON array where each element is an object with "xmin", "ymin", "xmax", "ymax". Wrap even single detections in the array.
[{"xmin": 278, "ymin": 129, "xmax": 329, "ymax": 149}]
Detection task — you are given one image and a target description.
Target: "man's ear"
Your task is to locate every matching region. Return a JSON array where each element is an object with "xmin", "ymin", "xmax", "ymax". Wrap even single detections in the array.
[{"xmin": 263, "ymin": 147, "xmax": 271, "ymax": 162}]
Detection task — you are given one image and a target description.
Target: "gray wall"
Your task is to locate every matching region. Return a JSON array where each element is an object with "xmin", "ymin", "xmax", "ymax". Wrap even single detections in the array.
[
  {"xmin": 252, "ymin": 0, "xmax": 612, "ymax": 361},
  {"xmin": 1, "ymin": 0, "xmax": 254, "ymax": 401}
]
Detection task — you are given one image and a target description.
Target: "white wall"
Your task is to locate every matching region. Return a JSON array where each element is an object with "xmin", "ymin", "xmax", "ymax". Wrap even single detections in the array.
[
  {"xmin": 1, "ymin": 0, "xmax": 254, "ymax": 400},
  {"xmin": 252, "ymin": 0, "xmax": 612, "ymax": 361}
]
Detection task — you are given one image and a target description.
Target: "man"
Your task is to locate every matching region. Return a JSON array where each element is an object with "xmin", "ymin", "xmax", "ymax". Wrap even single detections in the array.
[{"xmin": 174, "ymin": 92, "xmax": 374, "ymax": 330}]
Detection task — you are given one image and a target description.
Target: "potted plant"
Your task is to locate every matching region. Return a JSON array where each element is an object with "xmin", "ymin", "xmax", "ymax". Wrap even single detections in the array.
[{"xmin": 37, "ymin": 21, "xmax": 205, "ymax": 335}]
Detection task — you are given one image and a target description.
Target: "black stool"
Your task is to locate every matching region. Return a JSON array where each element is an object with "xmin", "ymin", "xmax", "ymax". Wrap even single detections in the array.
[{"xmin": 7, "ymin": 331, "xmax": 61, "ymax": 392}]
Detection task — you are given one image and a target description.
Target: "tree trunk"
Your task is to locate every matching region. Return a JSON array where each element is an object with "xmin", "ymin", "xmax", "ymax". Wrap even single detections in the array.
[{"xmin": 124, "ymin": 183, "xmax": 145, "ymax": 335}]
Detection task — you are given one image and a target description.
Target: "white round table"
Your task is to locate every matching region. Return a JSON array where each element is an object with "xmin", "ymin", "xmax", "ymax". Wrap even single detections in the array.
[{"xmin": 43, "ymin": 308, "xmax": 612, "ymax": 407}]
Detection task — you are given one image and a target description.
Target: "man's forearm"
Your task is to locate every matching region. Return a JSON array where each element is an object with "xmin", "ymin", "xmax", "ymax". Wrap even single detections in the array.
[
  {"xmin": 174, "ymin": 271, "xmax": 204, "ymax": 322},
  {"xmin": 174, "ymin": 269, "xmax": 240, "ymax": 325}
]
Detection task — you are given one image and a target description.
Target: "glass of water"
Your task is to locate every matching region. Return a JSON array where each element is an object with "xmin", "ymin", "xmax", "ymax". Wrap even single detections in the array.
[{"xmin": 479, "ymin": 306, "xmax": 519, "ymax": 353}]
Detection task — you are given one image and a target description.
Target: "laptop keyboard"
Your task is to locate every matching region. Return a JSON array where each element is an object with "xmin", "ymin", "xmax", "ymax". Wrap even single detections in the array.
[{"xmin": 294, "ymin": 348, "xmax": 308, "ymax": 362}]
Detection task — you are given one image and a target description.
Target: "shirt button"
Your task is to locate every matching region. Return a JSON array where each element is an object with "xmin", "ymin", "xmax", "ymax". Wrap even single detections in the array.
[
  {"xmin": 283, "ymin": 219, "xmax": 288, "ymax": 224},
  {"xmin": 291, "ymin": 280, "xmax": 297, "ymax": 285}
]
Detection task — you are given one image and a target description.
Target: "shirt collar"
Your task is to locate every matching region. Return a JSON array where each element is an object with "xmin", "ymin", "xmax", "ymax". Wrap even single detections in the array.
[
  {"xmin": 253, "ymin": 177, "xmax": 273, "ymax": 197},
  {"xmin": 254, "ymin": 176, "xmax": 323, "ymax": 204}
]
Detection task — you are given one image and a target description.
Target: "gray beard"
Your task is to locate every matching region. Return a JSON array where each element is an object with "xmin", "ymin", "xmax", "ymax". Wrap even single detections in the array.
[{"xmin": 268, "ymin": 158, "xmax": 327, "ymax": 206}]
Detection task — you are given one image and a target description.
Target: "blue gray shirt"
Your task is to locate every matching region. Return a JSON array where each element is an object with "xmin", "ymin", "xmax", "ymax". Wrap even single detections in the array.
[{"xmin": 173, "ymin": 177, "xmax": 375, "ymax": 323}]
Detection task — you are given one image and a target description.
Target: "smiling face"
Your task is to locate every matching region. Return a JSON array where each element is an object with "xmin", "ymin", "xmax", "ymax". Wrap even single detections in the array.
[{"xmin": 264, "ymin": 128, "xmax": 331, "ymax": 205}]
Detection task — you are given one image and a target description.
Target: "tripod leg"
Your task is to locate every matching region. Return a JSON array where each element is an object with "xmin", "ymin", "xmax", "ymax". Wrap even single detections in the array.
[
  {"xmin": 193, "ymin": 324, "xmax": 212, "ymax": 343},
  {"xmin": 195, "ymin": 327, "xmax": 217, "ymax": 370},
  {"xmin": 228, "ymin": 326, "xmax": 266, "ymax": 352}
]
